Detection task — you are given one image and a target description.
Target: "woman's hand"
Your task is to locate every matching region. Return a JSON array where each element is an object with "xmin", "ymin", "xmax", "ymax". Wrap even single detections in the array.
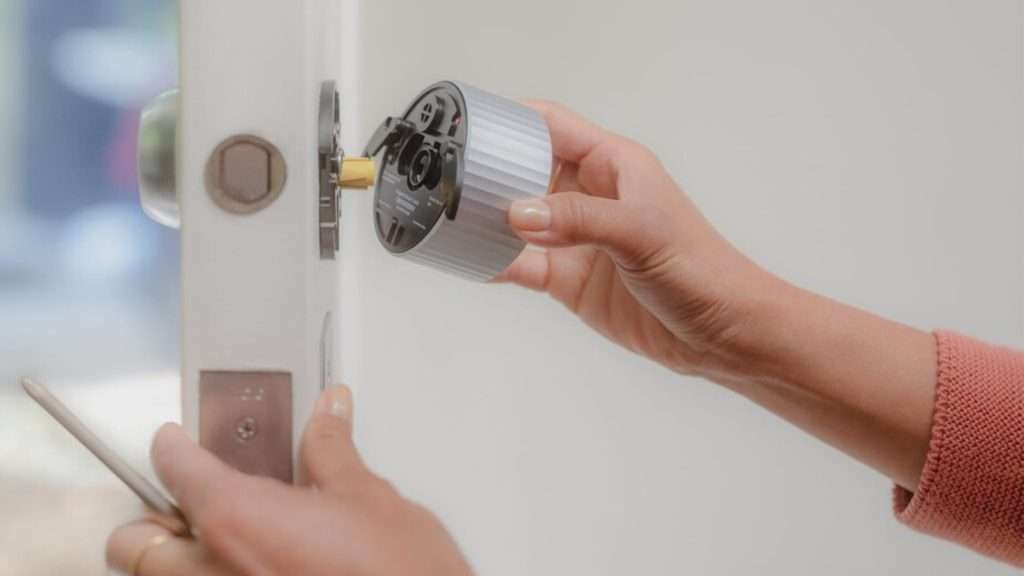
[
  {"xmin": 502, "ymin": 102, "xmax": 936, "ymax": 490},
  {"xmin": 106, "ymin": 386, "xmax": 472, "ymax": 576},
  {"xmin": 501, "ymin": 101, "xmax": 775, "ymax": 378}
]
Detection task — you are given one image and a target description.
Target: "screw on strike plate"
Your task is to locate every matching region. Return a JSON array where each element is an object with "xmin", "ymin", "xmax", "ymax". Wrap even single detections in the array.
[{"xmin": 235, "ymin": 416, "xmax": 259, "ymax": 442}]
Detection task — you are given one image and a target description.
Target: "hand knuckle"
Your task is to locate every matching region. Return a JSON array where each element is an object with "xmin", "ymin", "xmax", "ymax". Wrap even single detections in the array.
[
  {"xmin": 369, "ymin": 480, "xmax": 412, "ymax": 519},
  {"xmin": 350, "ymin": 472, "xmax": 392, "ymax": 498},
  {"xmin": 346, "ymin": 472, "xmax": 398, "ymax": 504},
  {"xmin": 637, "ymin": 204, "xmax": 670, "ymax": 232},
  {"xmin": 618, "ymin": 206, "xmax": 676, "ymax": 272},
  {"xmin": 301, "ymin": 418, "xmax": 338, "ymax": 459},
  {"xmin": 536, "ymin": 99, "xmax": 565, "ymax": 115},
  {"xmin": 370, "ymin": 475, "xmax": 400, "ymax": 499},
  {"xmin": 562, "ymin": 195, "xmax": 591, "ymax": 241},
  {"xmin": 104, "ymin": 524, "xmax": 132, "ymax": 567},
  {"xmin": 629, "ymin": 139, "xmax": 663, "ymax": 166},
  {"xmin": 608, "ymin": 136, "xmax": 661, "ymax": 170}
]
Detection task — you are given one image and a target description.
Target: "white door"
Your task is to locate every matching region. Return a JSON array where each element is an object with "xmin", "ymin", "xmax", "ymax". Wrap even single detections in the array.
[
  {"xmin": 341, "ymin": 1, "xmax": 1023, "ymax": 575},
  {"xmin": 174, "ymin": 0, "xmax": 342, "ymax": 480}
]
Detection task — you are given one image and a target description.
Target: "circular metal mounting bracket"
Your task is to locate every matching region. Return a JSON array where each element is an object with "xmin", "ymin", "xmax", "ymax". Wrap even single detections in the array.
[{"xmin": 318, "ymin": 81, "xmax": 344, "ymax": 259}]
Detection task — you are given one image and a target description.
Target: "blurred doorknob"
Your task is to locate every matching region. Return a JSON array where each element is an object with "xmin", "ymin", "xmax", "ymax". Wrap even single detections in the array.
[{"xmin": 138, "ymin": 89, "xmax": 180, "ymax": 228}]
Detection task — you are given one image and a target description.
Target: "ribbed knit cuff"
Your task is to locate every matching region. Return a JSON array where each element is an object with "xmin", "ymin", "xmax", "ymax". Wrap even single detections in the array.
[{"xmin": 894, "ymin": 331, "xmax": 1024, "ymax": 567}]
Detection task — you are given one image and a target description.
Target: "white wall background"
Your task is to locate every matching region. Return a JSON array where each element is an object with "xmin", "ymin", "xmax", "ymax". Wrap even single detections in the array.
[{"xmin": 340, "ymin": 1, "xmax": 1023, "ymax": 574}]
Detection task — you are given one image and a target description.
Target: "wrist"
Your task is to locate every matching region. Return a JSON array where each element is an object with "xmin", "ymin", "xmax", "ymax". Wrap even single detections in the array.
[
  {"xmin": 696, "ymin": 269, "xmax": 813, "ymax": 385},
  {"xmin": 694, "ymin": 267, "xmax": 937, "ymax": 488}
]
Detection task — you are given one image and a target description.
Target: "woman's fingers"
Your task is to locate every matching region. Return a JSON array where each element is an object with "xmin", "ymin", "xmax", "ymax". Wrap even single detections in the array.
[
  {"xmin": 150, "ymin": 423, "xmax": 238, "ymax": 529},
  {"xmin": 522, "ymin": 100, "xmax": 606, "ymax": 164},
  {"xmin": 548, "ymin": 156, "xmax": 579, "ymax": 195},
  {"xmin": 299, "ymin": 385, "xmax": 369, "ymax": 492},
  {"xmin": 522, "ymin": 100, "xmax": 631, "ymax": 200},
  {"xmin": 493, "ymin": 249, "xmax": 550, "ymax": 291},
  {"xmin": 509, "ymin": 192, "xmax": 674, "ymax": 272},
  {"xmin": 149, "ymin": 423, "xmax": 304, "ymax": 574},
  {"xmin": 107, "ymin": 520, "xmax": 232, "ymax": 576}
]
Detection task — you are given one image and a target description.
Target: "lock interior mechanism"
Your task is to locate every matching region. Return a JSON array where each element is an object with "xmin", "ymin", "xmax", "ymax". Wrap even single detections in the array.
[{"xmin": 318, "ymin": 80, "xmax": 377, "ymax": 259}]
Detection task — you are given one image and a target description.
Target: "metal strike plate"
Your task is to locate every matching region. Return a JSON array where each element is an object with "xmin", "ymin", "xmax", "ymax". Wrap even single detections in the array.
[{"xmin": 199, "ymin": 371, "xmax": 293, "ymax": 482}]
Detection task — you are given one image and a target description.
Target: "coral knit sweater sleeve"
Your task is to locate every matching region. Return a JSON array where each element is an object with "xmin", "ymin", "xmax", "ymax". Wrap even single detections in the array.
[{"xmin": 894, "ymin": 331, "xmax": 1024, "ymax": 566}]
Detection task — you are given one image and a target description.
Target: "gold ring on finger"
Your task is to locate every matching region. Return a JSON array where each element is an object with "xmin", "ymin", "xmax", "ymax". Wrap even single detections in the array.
[{"xmin": 130, "ymin": 533, "xmax": 173, "ymax": 576}]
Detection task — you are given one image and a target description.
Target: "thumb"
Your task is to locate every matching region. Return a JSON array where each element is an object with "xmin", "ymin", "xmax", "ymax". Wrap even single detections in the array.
[
  {"xmin": 509, "ymin": 192, "xmax": 673, "ymax": 271},
  {"xmin": 300, "ymin": 384, "xmax": 367, "ymax": 491}
]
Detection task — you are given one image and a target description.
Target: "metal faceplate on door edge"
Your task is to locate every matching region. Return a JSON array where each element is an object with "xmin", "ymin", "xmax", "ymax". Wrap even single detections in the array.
[{"xmin": 318, "ymin": 80, "xmax": 343, "ymax": 259}]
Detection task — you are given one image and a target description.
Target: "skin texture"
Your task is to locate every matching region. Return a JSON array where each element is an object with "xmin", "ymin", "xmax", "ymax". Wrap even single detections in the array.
[
  {"xmin": 106, "ymin": 386, "xmax": 474, "ymax": 576},
  {"xmin": 108, "ymin": 101, "xmax": 937, "ymax": 574},
  {"xmin": 501, "ymin": 101, "xmax": 935, "ymax": 490}
]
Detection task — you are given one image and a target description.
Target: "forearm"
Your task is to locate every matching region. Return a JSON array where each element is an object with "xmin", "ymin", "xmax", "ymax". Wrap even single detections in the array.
[{"xmin": 706, "ymin": 274, "xmax": 936, "ymax": 490}]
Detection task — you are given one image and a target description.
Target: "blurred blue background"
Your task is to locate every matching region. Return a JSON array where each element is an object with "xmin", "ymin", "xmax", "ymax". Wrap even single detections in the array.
[
  {"xmin": 1, "ymin": 0, "xmax": 179, "ymax": 384},
  {"xmin": 1, "ymin": 2, "xmax": 182, "ymax": 573}
]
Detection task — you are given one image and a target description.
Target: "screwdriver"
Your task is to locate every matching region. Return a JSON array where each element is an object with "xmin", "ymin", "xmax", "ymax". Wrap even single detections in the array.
[{"xmin": 20, "ymin": 377, "xmax": 192, "ymax": 537}]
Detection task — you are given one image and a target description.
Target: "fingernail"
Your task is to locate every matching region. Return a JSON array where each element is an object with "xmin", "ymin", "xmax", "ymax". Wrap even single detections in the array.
[
  {"xmin": 509, "ymin": 198, "xmax": 551, "ymax": 231},
  {"xmin": 315, "ymin": 385, "xmax": 352, "ymax": 422}
]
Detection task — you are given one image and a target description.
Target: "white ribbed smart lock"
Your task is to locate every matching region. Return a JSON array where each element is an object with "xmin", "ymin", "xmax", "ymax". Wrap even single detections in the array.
[{"xmin": 365, "ymin": 81, "xmax": 553, "ymax": 281}]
